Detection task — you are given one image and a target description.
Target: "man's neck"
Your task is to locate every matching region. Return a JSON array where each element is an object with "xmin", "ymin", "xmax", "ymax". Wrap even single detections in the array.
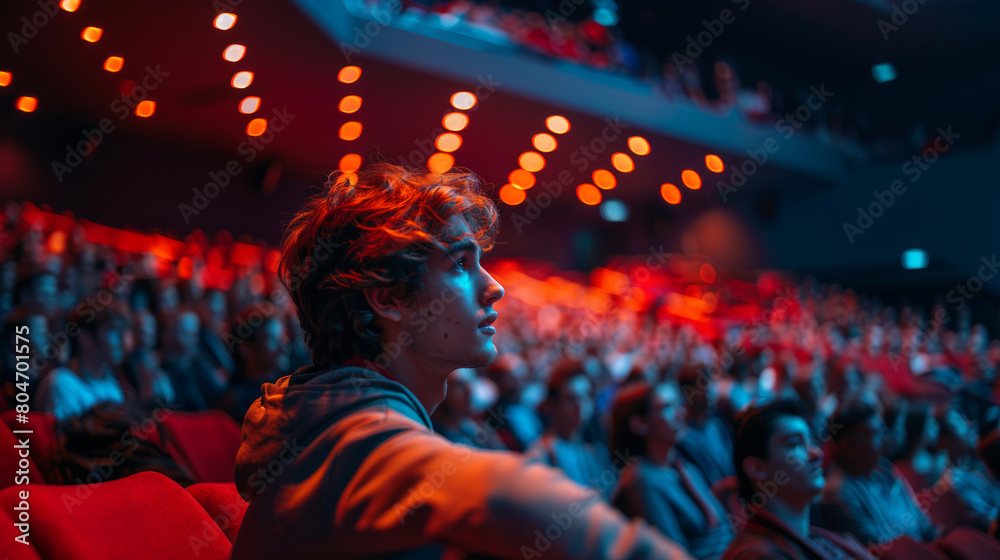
[
  {"xmin": 383, "ymin": 353, "xmax": 448, "ymax": 416},
  {"xmin": 763, "ymin": 495, "xmax": 812, "ymax": 538}
]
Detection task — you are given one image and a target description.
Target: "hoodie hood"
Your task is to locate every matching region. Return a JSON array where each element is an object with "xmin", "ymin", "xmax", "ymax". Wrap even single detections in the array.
[{"xmin": 234, "ymin": 363, "xmax": 433, "ymax": 500}]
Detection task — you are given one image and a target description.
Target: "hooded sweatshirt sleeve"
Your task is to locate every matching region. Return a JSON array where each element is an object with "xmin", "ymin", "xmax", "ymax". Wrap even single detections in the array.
[{"xmin": 331, "ymin": 411, "xmax": 692, "ymax": 560}]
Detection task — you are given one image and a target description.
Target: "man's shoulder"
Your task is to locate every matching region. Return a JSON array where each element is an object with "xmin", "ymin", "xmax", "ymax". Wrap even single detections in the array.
[{"xmin": 722, "ymin": 522, "xmax": 800, "ymax": 560}]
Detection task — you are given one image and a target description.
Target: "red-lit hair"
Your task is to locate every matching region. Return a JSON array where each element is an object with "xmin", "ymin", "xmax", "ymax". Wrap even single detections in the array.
[{"xmin": 278, "ymin": 163, "xmax": 498, "ymax": 368}]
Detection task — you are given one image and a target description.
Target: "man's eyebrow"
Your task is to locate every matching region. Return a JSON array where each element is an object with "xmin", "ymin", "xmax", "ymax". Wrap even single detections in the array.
[{"xmin": 444, "ymin": 239, "xmax": 479, "ymax": 259}]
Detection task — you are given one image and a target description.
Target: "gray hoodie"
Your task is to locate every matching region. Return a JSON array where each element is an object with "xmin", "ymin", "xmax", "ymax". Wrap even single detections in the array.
[{"xmin": 230, "ymin": 363, "xmax": 692, "ymax": 560}]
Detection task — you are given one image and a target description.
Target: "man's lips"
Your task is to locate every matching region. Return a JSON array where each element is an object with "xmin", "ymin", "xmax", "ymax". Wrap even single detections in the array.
[{"xmin": 479, "ymin": 313, "xmax": 498, "ymax": 333}]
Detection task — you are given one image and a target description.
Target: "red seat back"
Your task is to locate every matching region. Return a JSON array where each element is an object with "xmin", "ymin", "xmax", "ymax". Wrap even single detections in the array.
[
  {"xmin": 877, "ymin": 535, "xmax": 949, "ymax": 560},
  {"xmin": 0, "ymin": 422, "xmax": 44, "ymax": 491},
  {"xmin": 2, "ymin": 411, "xmax": 58, "ymax": 481},
  {"xmin": 934, "ymin": 526, "xmax": 1000, "ymax": 560},
  {"xmin": 186, "ymin": 482, "xmax": 249, "ymax": 544},
  {"xmin": 0, "ymin": 471, "xmax": 231, "ymax": 560},
  {"xmin": 162, "ymin": 410, "xmax": 242, "ymax": 483}
]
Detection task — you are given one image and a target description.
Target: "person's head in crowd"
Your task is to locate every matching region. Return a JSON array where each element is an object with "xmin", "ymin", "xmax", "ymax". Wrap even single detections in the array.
[
  {"xmin": 486, "ymin": 352, "xmax": 528, "ymax": 405},
  {"xmin": 162, "ymin": 306, "xmax": 201, "ymax": 360},
  {"xmin": 277, "ymin": 164, "xmax": 502, "ymax": 414},
  {"xmin": 544, "ymin": 359, "xmax": 593, "ymax": 440},
  {"xmin": 202, "ymin": 288, "xmax": 228, "ymax": 334},
  {"xmin": 621, "ymin": 364, "xmax": 651, "ymax": 388},
  {"xmin": 936, "ymin": 408, "xmax": 979, "ymax": 463},
  {"xmin": 733, "ymin": 399, "xmax": 825, "ymax": 511},
  {"xmin": 133, "ymin": 308, "xmax": 158, "ymax": 353},
  {"xmin": 230, "ymin": 302, "xmax": 290, "ymax": 383},
  {"xmin": 830, "ymin": 400, "xmax": 884, "ymax": 476},
  {"xmin": 610, "ymin": 381, "xmax": 685, "ymax": 463},
  {"xmin": 828, "ymin": 359, "xmax": 863, "ymax": 403},
  {"xmin": 16, "ymin": 269, "xmax": 58, "ymax": 319},
  {"xmin": 791, "ymin": 363, "xmax": 826, "ymax": 419},
  {"xmin": 69, "ymin": 299, "xmax": 131, "ymax": 375},
  {"xmin": 677, "ymin": 365, "xmax": 714, "ymax": 423},
  {"xmin": 153, "ymin": 277, "xmax": 180, "ymax": 319},
  {"xmin": 882, "ymin": 399, "xmax": 910, "ymax": 461},
  {"xmin": 900, "ymin": 402, "xmax": 938, "ymax": 461}
]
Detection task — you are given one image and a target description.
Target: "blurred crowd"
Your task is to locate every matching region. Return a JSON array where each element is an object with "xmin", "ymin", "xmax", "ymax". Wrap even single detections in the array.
[{"xmin": 3, "ymin": 199, "xmax": 1000, "ymax": 558}]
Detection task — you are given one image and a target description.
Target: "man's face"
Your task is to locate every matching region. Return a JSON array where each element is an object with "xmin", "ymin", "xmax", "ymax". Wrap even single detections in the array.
[
  {"xmin": 647, "ymin": 383, "xmax": 686, "ymax": 445},
  {"xmin": 765, "ymin": 415, "xmax": 825, "ymax": 501},
  {"xmin": 555, "ymin": 374, "xmax": 593, "ymax": 433},
  {"xmin": 398, "ymin": 215, "xmax": 504, "ymax": 375},
  {"xmin": 837, "ymin": 414, "xmax": 884, "ymax": 473}
]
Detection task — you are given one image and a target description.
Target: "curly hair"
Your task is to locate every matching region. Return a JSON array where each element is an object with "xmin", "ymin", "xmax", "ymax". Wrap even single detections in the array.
[{"xmin": 278, "ymin": 163, "xmax": 498, "ymax": 369}]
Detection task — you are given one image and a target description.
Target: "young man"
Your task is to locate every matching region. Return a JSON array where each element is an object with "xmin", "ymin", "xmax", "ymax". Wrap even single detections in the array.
[
  {"xmin": 230, "ymin": 164, "xmax": 691, "ymax": 560},
  {"xmin": 723, "ymin": 399, "xmax": 876, "ymax": 560}
]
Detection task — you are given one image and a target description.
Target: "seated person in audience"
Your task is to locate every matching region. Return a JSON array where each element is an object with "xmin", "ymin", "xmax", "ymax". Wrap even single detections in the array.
[
  {"xmin": 122, "ymin": 308, "xmax": 175, "ymax": 404},
  {"xmin": 931, "ymin": 407, "xmax": 1000, "ymax": 533},
  {"xmin": 526, "ymin": 359, "xmax": 614, "ymax": 492},
  {"xmin": 36, "ymin": 301, "xmax": 130, "ymax": 420},
  {"xmin": 486, "ymin": 352, "xmax": 543, "ymax": 452},
  {"xmin": 432, "ymin": 368, "xmax": 507, "ymax": 450},
  {"xmin": 231, "ymin": 164, "xmax": 693, "ymax": 560},
  {"xmin": 611, "ymin": 381, "xmax": 734, "ymax": 559},
  {"xmin": 15, "ymin": 269, "xmax": 59, "ymax": 320},
  {"xmin": 818, "ymin": 400, "xmax": 938, "ymax": 546},
  {"xmin": 676, "ymin": 366, "xmax": 736, "ymax": 486},
  {"xmin": 160, "ymin": 306, "xmax": 227, "ymax": 411},
  {"xmin": 893, "ymin": 402, "xmax": 945, "ymax": 492},
  {"xmin": 198, "ymin": 288, "xmax": 236, "ymax": 375},
  {"xmin": 723, "ymin": 399, "xmax": 876, "ymax": 560},
  {"xmin": 215, "ymin": 302, "xmax": 290, "ymax": 422}
]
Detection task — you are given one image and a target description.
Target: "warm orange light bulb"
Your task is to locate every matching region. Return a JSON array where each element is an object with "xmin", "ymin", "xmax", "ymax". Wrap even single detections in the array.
[
  {"xmin": 592, "ymin": 169, "xmax": 616, "ymax": 190},
  {"xmin": 509, "ymin": 169, "xmax": 535, "ymax": 190},
  {"xmin": 450, "ymin": 92, "xmax": 476, "ymax": 110},
  {"xmin": 134, "ymin": 100, "xmax": 156, "ymax": 117},
  {"xmin": 660, "ymin": 183, "xmax": 681, "ymax": 204},
  {"xmin": 60, "ymin": 0, "xmax": 80, "ymax": 12},
  {"xmin": 546, "ymin": 115, "xmax": 570, "ymax": 134},
  {"xmin": 338, "ymin": 66, "xmax": 361, "ymax": 84},
  {"xmin": 0, "ymin": 72, "xmax": 12, "ymax": 87},
  {"xmin": 628, "ymin": 136, "xmax": 650, "ymax": 155},
  {"xmin": 339, "ymin": 121, "xmax": 362, "ymax": 141},
  {"xmin": 81, "ymin": 27, "xmax": 103, "ymax": 42},
  {"xmin": 577, "ymin": 184, "xmax": 602, "ymax": 206},
  {"xmin": 499, "ymin": 184, "xmax": 526, "ymax": 206},
  {"xmin": 239, "ymin": 96, "xmax": 261, "ymax": 114},
  {"xmin": 214, "ymin": 13, "xmax": 237, "ymax": 30},
  {"xmin": 705, "ymin": 154, "xmax": 724, "ymax": 173},
  {"xmin": 518, "ymin": 151, "xmax": 545, "ymax": 172},
  {"xmin": 338, "ymin": 95, "xmax": 362, "ymax": 114},
  {"xmin": 103, "ymin": 56, "xmax": 124, "ymax": 72},
  {"xmin": 339, "ymin": 153, "xmax": 362, "ymax": 174},
  {"xmin": 231, "ymin": 71, "xmax": 254, "ymax": 88},
  {"xmin": 681, "ymin": 170, "xmax": 702, "ymax": 190},
  {"xmin": 15, "ymin": 96, "xmax": 37, "ymax": 113},
  {"xmin": 443, "ymin": 112, "xmax": 469, "ymax": 131},
  {"xmin": 223, "ymin": 44, "xmax": 246, "ymax": 62},
  {"xmin": 611, "ymin": 153, "xmax": 634, "ymax": 173},
  {"xmin": 246, "ymin": 118, "xmax": 268, "ymax": 136},
  {"xmin": 532, "ymin": 133, "xmax": 557, "ymax": 152},
  {"xmin": 427, "ymin": 152, "xmax": 455, "ymax": 174},
  {"xmin": 435, "ymin": 133, "xmax": 462, "ymax": 152}
]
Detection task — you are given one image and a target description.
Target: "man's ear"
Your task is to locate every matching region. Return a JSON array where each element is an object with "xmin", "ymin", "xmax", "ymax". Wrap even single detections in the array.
[
  {"xmin": 363, "ymin": 287, "xmax": 406, "ymax": 323},
  {"xmin": 742, "ymin": 455, "xmax": 768, "ymax": 485}
]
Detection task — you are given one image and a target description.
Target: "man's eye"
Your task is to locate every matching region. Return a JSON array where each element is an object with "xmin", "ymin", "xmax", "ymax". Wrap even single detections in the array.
[{"xmin": 452, "ymin": 258, "xmax": 466, "ymax": 270}]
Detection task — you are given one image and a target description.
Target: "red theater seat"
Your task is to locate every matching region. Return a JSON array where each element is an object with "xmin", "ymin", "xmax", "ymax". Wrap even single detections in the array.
[
  {"xmin": 1, "ymin": 411, "xmax": 58, "ymax": 482},
  {"xmin": 162, "ymin": 410, "xmax": 242, "ymax": 483},
  {"xmin": 876, "ymin": 536, "xmax": 949, "ymax": 560},
  {"xmin": 186, "ymin": 482, "xmax": 248, "ymax": 544},
  {"xmin": 933, "ymin": 526, "xmax": 1000, "ymax": 559},
  {"xmin": 0, "ymin": 471, "xmax": 231, "ymax": 560},
  {"xmin": 0, "ymin": 422, "xmax": 43, "ymax": 491}
]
